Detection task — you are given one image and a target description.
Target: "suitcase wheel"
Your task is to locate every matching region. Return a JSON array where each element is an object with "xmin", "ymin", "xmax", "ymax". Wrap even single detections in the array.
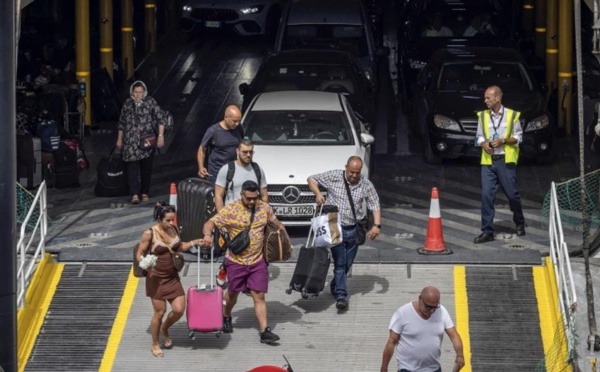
[
  {"xmin": 188, "ymin": 331, "xmax": 196, "ymax": 340},
  {"xmin": 285, "ymin": 288, "xmax": 292, "ymax": 295},
  {"xmin": 216, "ymin": 331, "xmax": 222, "ymax": 338}
]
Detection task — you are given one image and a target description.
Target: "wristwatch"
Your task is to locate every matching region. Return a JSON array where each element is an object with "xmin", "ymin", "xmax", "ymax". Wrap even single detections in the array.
[{"xmin": 374, "ymin": 224, "xmax": 381, "ymax": 229}]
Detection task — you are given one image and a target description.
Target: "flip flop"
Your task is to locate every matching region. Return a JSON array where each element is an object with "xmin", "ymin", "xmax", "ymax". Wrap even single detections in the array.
[
  {"xmin": 162, "ymin": 339, "xmax": 173, "ymax": 349},
  {"xmin": 151, "ymin": 347, "xmax": 164, "ymax": 358}
]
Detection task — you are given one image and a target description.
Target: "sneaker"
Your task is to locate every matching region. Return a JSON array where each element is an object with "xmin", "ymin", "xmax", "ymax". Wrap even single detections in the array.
[
  {"xmin": 141, "ymin": 194, "xmax": 150, "ymax": 202},
  {"xmin": 516, "ymin": 223, "xmax": 526, "ymax": 237},
  {"xmin": 473, "ymin": 232, "xmax": 494, "ymax": 244},
  {"xmin": 336, "ymin": 298, "xmax": 349, "ymax": 310},
  {"xmin": 131, "ymin": 195, "xmax": 140, "ymax": 205},
  {"xmin": 216, "ymin": 265, "xmax": 227, "ymax": 288},
  {"xmin": 223, "ymin": 317, "xmax": 233, "ymax": 333},
  {"xmin": 260, "ymin": 327, "xmax": 280, "ymax": 345}
]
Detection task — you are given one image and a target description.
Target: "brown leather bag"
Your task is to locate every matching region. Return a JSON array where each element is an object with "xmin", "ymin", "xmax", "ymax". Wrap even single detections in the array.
[{"xmin": 262, "ymin": 220, "xmax": 292, "ymax": 263}]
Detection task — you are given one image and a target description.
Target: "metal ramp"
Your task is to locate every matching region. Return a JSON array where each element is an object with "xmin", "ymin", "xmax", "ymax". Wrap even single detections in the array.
[{"xmin": 24, "ymin": 264, "xmax": 130, "ymax": 371}]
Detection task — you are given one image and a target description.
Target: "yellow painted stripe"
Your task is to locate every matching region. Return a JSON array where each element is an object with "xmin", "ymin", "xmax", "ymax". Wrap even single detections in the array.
[
  {"xmin": 76, "ymin": 71, "xmax": 90, "ymax": 77},
  {"xmin": 100, "ymin": 47, "xmax": 113, "ymax": 52},
  {"xmin": 17, "ymin": 254, "xmax": 64, "ymax": 372},
  {"xmin": 523, "ymin": 4, "xmax": 535, "ymax": 9},
  {"xmin": 121, "ymin": 27, "xmax": 134, "ymax": 32},
  {"xmin": 547, "ymin": 49, "xmax": 559, "ymax": 54},
  {"xmin": 558, "ymin": 72, "xmax": 573, "ymax": 77},
  {"xmin": 536, "ymin": 28, "xmax": 547, "ymax": 32},
  {"xmin": 99, "ymin": 268, "xmax": 140, "ymax": 372},
  {"xmin": 533, "ymin": 257, "xmax": 571, "ymax": 372},
  {"xmin": 454, "ymin": 266, "xmax": 472, "ymax": 372},
  {"xmin": 145, "ymin": 4, "xmax": 156, "ymax": 8}
]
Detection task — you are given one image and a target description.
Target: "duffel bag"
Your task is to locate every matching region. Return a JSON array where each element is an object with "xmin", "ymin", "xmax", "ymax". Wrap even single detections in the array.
[{"xmin": 94, "ymin": 147, "xmax": 129, "ymax": 197}]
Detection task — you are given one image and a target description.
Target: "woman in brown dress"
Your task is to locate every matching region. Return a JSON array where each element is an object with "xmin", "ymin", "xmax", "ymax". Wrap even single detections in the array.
[{"xmin": 136, "ymin": 202, "xmax": 202, "ymax": 357}]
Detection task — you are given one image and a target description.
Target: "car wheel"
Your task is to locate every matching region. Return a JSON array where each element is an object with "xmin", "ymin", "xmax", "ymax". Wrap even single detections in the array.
[{"xmin": 425, "ymin": 139, "xmax": 442, "ymax": 164}]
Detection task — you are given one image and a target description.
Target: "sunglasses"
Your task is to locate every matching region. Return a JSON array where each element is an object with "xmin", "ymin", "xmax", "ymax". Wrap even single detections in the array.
[{"xmin": 421, "ymin": 298, "xmax": 440, "ymax": 311}]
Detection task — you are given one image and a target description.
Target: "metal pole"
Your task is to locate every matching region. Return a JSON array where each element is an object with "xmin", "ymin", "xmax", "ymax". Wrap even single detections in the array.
[
  {"xmin": 546, "ymin": 0, "xmax": 558, "ymax": 93},
  {"xmin": 521, "ymin": 0, "xmax": 535, "ymax": 40},
  {"xmin": 121, "ymin": 0, "xmax": 135, "ymax": 80},
  {"xmin": 534, "ymin": 0, "xmax": 546, "ymax": 61},
  {"xmin": 145, "ymin": 0, "xmax": 157, "ymax": 54},
  {"xmin": 100, "ymin": 0, "xmax": 114, "ymax": 80},
  {"xmin": 558, "ymin": 0, "xmax": 573, "ymax": 133},
  {"xmin": 76, "ymin": 0, "xmax": 92, "ymax": 129},
  {"xmin": 0, "ymin": 0, "xmax": 17, "ymax": 370}
]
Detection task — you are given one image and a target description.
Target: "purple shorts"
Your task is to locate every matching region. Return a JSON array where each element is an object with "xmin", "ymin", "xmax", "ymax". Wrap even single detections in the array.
[{"xmin": 225, "ymin": 258, "xmax": 269, "ymax": 294}]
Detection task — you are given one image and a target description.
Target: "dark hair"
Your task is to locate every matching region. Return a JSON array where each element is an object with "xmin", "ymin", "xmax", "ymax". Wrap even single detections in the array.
[
  {"xmin": 153, "ymin": 201, "xmax": 176, "ymax": 221},
  {"xmin": 241, "ymin": 180, "xmax": 259, "ymax": 192},
  {"xmin": 238, "ymin": 138, "xmax": 253, "ymax": 148}
]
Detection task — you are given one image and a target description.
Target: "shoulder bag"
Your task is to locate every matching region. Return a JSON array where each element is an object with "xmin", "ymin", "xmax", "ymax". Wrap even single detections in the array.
[
  {"xmin": 228, "ymin": 207, "xmax": 256, "ymax": 254},
  {"xmin": 342, "ymin": 172, "xmax": 368, "ymax": 245},
  {"xmin": 133, "ymin": 228, "xmax": 153, "ymax": 277},
  {"xmin": 167, "ymin": 226, "xmax": 185, "ymax": 272}
]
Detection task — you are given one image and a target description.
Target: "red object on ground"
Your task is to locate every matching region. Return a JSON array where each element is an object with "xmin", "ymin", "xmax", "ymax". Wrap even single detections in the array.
[{"xmin": 418, "ymin": 187, "xmax": 452, "ymax": 255}]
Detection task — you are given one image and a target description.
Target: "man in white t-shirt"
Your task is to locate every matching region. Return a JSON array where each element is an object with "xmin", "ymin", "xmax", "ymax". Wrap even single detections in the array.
[
  {"xmin": 380, "ymin": 286, "xmax": 465, "ymax": 372},
  {"xmin": 214, "ymin": 139, "xmax": 268, "ymax": 212}
]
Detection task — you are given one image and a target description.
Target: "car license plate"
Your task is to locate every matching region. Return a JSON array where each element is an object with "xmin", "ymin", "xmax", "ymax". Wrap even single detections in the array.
[
  {"xmin": 273, "ymin": 205, "xmax": 314, "ymax": 216},
  {"xmin": 205, "ymin": 21, "xmax": 221, "ymax": 28}
]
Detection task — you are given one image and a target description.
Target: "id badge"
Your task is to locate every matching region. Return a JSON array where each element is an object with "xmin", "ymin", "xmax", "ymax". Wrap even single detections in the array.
[{"xmin": 491, "ymin": 133, "xmax": 498, "ymax": 140}]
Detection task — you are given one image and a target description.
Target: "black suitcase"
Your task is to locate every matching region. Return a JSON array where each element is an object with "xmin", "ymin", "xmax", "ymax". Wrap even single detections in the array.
[
  {"xmin": 177, "ymin": 177, "xmax": 216, "ymax": 246},
  {"xmin": 53, "ymin": 141, "xmax": 80, "ymax": 188},
  {"xmin": 286, "ymin": 246, "xmax": 331, "ymax": 298},
  {"xmin": 17, "ymin": 133, "xmax": 42, "ymax": 189},
  {"xmin": 94, "ymin": 148, "xmax": 129, "ymax": 197}
]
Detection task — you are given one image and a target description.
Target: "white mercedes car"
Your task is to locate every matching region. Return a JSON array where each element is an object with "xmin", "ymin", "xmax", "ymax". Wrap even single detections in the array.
[
  {"xmin": 241, "ymin": 90, "xmax": 375, "ymax": 226},
  {"xmin": 180, "ymin": 0, "xmax": 286, "ymax": 37}
]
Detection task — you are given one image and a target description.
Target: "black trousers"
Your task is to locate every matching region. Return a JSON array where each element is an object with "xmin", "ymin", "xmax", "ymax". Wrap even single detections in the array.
[{"xmin": 126, "ymin": 154, "xmax": 154, "ymax": 196}]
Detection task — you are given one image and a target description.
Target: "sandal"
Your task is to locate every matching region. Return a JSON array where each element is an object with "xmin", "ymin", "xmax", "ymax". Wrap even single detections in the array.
[
  {"xmin": 131, "ymin": 195, "xmax": 140, "ymax": 204},
  {"xmin": 141, "ymin": 194, "xmax": 150, "ymax": 202},
  {"xmin": 161, "ymin": 326, "xmax": 173, "ymax": 349},
  {"xmin": 151, "ymin": 347, "xmax": 164, "ymax": 358}
]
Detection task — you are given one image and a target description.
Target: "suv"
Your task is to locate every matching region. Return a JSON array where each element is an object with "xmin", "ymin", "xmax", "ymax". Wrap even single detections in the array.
[
  {"xmin": 274, "ymin": 0, "xmax": 388, "ymax": 89},
  {"xmin": 242, "ymin": 90, "xmax": 374, "ymax": 225},
  {"xmin": 412, "ymin": 48, "xmax": 553, "ymax": 164},
  {"xmin": 238, "ymin": 50, "xmax": 376, "ymax": 127},
  {"xmin": 180, "ymin": 0, "xmax": 286, "ymax": 37}
]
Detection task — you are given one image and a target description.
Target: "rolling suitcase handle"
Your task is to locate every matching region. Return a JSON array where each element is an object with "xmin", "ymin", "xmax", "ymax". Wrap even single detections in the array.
[{"xmin": 195, "ymin": 242, "xmax": 216, "ymax": 290}]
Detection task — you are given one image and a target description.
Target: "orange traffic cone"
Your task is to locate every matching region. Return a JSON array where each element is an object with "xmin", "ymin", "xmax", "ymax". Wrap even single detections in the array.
[
  {"xmin": 418, "ymin": 187, "xmax": 452, "ymax": 255},
  {"xmin": 169, "ymin": 183, "xmax": 178, "ymax": 226}
]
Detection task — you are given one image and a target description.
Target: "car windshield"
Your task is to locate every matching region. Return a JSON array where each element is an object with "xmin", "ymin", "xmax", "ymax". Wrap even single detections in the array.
[
  {"xmin": 437, "ymin": 62, "xmax": 533, "ymax": 92},
  {"xmin": 282, "ymin": 25, "xmax": 369, "ymax": 57},
  {"xmin": 258, "ymin": 64, "xmax": 364, "ymax": 94},
  {"xmin": 243, "ymin": 110, "xmax": 354, "ymax": 145}
]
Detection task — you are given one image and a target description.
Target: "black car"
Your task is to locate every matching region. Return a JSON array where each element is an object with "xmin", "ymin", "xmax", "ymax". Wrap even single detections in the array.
[
  {"xmin": 239, "ymin": 50, "xmax": 376, "ymax": 127},
  {"xmin": 412, "ymin": 47, "xmax": 553, "ymax": 164},
  {"xmin": 396, "ymin": 0, "xmax": 515, "ymax": 106}
]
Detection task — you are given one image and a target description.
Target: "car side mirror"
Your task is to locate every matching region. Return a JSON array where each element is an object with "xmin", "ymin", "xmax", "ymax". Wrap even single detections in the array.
[
  {"xmin": 376, "ymin": 47, "xmax": 390, "ymax": 58},
  {"xmin": 239, "ymin": 83, "xmax": 250, "ymax": 95},
  {"xmin": 360, "ymin": 132, "xmax": 375, "ymax": 146}
]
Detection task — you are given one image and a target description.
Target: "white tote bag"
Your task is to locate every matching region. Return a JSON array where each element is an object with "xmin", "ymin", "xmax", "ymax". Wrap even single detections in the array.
[{"xmin": 311, "ymin": 206, "xmax": 343, "ymax": 248}]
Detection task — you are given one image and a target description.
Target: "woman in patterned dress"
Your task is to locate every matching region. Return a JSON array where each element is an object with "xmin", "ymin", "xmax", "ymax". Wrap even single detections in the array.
[
  {"xmin": 116, "ymin": 80, "xmax": 167, "ymax": 204},
  {"xmin": 136, "ymin": 202, "xmax": 203, "ymax": 357}
]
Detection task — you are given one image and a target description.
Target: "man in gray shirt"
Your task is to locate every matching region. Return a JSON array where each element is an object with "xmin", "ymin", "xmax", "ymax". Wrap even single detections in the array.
[{"xmin": 214, "ymin": 139, "xmax": 268, "ymax": 212}]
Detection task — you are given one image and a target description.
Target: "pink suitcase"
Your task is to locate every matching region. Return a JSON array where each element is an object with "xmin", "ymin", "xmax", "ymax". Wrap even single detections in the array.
[{"xmin": 186, "ymin": 244, "xmax": 223, "ymax": 339}]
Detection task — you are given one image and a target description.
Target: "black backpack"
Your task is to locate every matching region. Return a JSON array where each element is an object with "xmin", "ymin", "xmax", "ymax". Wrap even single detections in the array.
[{"xmin": 224, "ymin": 160, "xmax": 262, "ymax": 199}]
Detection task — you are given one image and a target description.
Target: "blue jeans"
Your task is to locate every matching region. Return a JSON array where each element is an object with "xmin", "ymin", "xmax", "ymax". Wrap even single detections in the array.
[
  {"xmin": 399, "ymin": 368, "xmax": 441, "ymax": 372},
  {"xmin": 480, "ymin": 158, "xmax": 524, "ymax": 235},
  {"xmin": 330, "ymin": 225, "xmax": 358, "ymax": 301}
]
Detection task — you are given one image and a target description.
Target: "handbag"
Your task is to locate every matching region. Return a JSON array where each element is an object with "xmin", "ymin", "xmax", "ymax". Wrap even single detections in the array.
[
  {"xmin": 94, "ymin": 147, "xmax": 129, "ymax": 197},
  {"xmin": 138, "ymin": 132, "xmax": 157, "ymax": 150},
  {"xmin": 311, "ymin": 204, "xmax": 343, "ymax": 248},
  {"xmin": 343, "ymin": 172, "xmax": 368, "ymax": 245},
  {"xmin": 228, "ymin": 207, "xmax": 255, "ymax": 255},
  {"xmin": 168, "ymin": 246, "xmax": 185, "ymax": 272},
  {"xmin": 262, "ymin": 220, "xmax": 292, "ymax": 263}
]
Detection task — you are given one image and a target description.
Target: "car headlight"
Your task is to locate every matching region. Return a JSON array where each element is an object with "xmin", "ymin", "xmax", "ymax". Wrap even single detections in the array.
[
  {"xmin": 408, "ymin": 59, "xmax": 426, "ymax": 70},
  {"xmin": 433, "ymin": 115, "xmax": 460, "ymax": 131},
  {"xmin": 182, "ymin": 5, "xmax": 192, "ymax": 12},
  {"xmin": 525, "ymin": 115, "xmax": 550, "ymax": 132},
  {"xmin": 240, "ymin": 5, "xmax": 264, "ymax": 14}
]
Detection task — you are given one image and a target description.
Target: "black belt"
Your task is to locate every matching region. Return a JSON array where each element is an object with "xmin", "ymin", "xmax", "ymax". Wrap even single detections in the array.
[
  {"xmin": 492, "ymin": 154, "xmax": 504, "ymax": 161},
  {"xmin": 342, "ymin": 225, "xmax": 356, "ymax": 229}
]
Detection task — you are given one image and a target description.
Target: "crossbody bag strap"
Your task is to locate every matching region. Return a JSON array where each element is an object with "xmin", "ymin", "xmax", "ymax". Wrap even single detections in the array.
[
  {"xmin": 342, "ymin": 171, "xmax": 358, "ymax": 224},
  {"xmin": 249, "ymin": 206, "xmax": 256, "ymax": 227}
]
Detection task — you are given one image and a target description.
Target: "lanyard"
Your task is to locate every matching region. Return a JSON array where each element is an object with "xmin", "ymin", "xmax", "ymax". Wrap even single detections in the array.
[{"xmin": 490, "ymin": 108, "xmax": 504, "ymax": 135}]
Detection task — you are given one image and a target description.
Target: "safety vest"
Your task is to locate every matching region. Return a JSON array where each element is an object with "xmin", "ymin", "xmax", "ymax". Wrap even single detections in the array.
[{"xmin": 478, "ymin": 108, "xmax": 521, "ymax": 165}]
